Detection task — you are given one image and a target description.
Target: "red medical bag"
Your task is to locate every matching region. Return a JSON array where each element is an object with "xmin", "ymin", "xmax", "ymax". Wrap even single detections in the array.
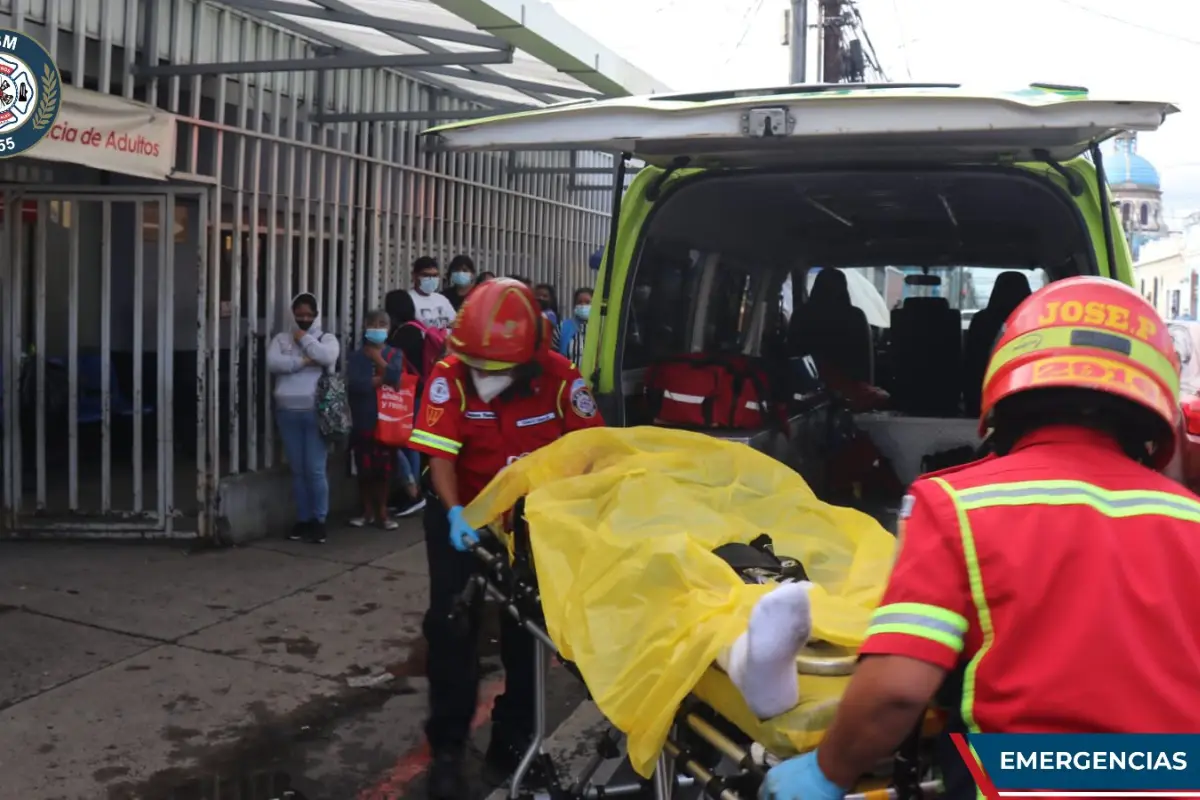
[{"xmin": 644, "ymin": 354, "xmax": 778, "ymax": 429}]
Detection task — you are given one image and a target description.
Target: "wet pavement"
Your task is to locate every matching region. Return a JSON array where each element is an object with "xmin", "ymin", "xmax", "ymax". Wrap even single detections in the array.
[{"xmin": 0, "ymin": 527, "xmax": 592, "ymax": 800}]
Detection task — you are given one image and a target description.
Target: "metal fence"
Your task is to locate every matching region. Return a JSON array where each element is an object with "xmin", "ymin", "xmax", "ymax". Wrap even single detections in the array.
[{"xmin": 0, "ymin": 0, "xmax": 622, "ymax": 538}]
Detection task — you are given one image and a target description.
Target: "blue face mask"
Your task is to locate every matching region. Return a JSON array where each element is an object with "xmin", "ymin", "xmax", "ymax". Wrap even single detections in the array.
[
  {"xmin": 364, "ymin": 328, "xmax": 388, "ymax": 344},
  {"xmin": 574, "ymin": 304, "xmax": 591, "ymax": 322},
  {"xmin": 450, "ymin": 270, "xmax": 473, "ymax": 287},
  {"xmin": 419, "ymin": 276, "xmax": 440, "ymax": 294}
]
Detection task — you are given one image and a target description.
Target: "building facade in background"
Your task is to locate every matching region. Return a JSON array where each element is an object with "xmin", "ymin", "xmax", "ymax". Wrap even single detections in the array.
[
  {"xmin": 1134, "ymin": 211, "xmax": 1200, "ymax": 322},
  {"xmin": 0, "ymin": 0, "xmax": 667, "ymax": 541},
  {"xmin": 1107, "ymin": 131, "xmax": 1169, "ymax": 261}
]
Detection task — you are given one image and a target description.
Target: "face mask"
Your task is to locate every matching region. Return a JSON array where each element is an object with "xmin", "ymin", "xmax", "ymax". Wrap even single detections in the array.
[
  {"xmin": 419, "ymin": 276, "xmax": 440, "ymax": 294},
  {"xmin": 364, "ymin": 328, "xmax": 388, "ymax": 344},
  {"xmin": 296, "ymin": 319, "xmax": 314, "ymax": 331},
  {"xmin": 537, "ymin": 298, "xmax": 551, "ymax": 311},
  {"xmin": 450, "ymin": 271, "xmax": 472, "ymax": 288},
  {"xmin": 471, "ymin": 368, "xmax": 514, "ymax": 403},
  {"xmin": 574, "ymin": 304, "xmax": 591, "ymax": 322}
]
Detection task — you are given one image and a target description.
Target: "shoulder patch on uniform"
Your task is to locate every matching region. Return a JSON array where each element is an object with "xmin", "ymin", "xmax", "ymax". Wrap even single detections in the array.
[
  {"xmin": 898, "ymin": 493, "xmax": 916, "ymax": 520},
  {"xmin": 428, "ymin": 377, "xmax": 451, "ymax": 405},
  {"xmin": 425, "ymin": 406, "xmax": 444, "ymax": 427},
  {"xmin": 570, "ymin": 383, "xmax": 597, "ymax": 419}
]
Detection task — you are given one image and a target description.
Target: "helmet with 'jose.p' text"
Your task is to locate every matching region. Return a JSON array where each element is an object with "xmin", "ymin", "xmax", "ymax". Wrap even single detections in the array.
[
  {"xmin": 980, "ymin": 276, "xmax": 1181, "ymax": 467},
  {"xmin": 447, "ymin": 277, "xmax": 549, "ymax": 371}
]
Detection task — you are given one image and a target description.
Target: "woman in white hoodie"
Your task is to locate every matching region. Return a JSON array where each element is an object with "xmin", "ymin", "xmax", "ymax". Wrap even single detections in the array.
[{"xmin": 266, "ymin": 292, "xmax": 341, "ymax": 543}]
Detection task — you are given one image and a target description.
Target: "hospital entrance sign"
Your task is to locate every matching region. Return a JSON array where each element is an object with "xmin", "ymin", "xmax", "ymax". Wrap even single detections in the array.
[
  {"xmin": 32, "ymin": 85, "xmax": 177, "ymax": 181},
  {"xmin": 0, "ymin": 28, "xmax": 61, "ymax": 158}
]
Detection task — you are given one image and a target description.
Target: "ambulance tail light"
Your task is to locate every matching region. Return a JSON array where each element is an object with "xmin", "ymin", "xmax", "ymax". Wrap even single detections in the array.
[{"xmin": 1182, "ymin": 398, "xmax": 1200, "ymax": 436}]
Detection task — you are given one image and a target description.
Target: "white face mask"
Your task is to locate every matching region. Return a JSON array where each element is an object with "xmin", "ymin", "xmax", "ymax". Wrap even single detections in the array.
[
  {"xmin": 471, "ymin": 368, "xmax": 514, "ymax": 403},
  {"xmin": 419, "ymin": 276, "xmax": 440, "ymax": 294}
]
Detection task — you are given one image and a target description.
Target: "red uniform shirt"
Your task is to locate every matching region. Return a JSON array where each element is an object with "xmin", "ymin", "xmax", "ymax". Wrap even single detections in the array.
[
  {"xmin": 407, "ymin": 352, "xmax": 604, "ymax": 505},
  {"xmin": 861, "ymin": 425, "xmax": 1200, "ymax": 733}
]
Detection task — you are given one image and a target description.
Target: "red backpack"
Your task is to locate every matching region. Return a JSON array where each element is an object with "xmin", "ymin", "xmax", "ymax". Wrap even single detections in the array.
[
  {"xmin": 644, "ymin": 354, "xmax": 781, "ymax": 429},
  {"xmin": 401, "ymin": 320, "xmax": 449, "ymax": 377}
]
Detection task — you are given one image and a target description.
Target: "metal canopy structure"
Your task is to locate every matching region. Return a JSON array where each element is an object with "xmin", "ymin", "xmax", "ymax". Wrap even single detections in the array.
[{"xmin": 134, "ymin": 0, "xmax": 672, "ymax": 122}]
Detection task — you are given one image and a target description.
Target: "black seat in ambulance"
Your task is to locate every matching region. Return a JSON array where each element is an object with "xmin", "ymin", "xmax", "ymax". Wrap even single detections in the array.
[
  {"xmin": 789, "ymin": 269, "xmax": 874, "ymax": 384},
  {"xmin": 962, "ymin": 271, "xmax": 1032, "ymax": 417},
  {"xmin": 889, "ymin": 296, "xmax": 962, "ymax": 416}
]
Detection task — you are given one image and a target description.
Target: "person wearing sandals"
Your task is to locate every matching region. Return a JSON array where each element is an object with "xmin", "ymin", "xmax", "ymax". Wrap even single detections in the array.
[{"xmin": 346, "ymin": 309, "xmax": 405, "ymax": 530}]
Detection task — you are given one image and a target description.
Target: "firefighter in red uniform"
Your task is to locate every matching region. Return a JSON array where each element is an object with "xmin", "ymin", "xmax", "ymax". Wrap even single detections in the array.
[
  {"xmin": 407, "ymin": 278, "xmax": 604, "ymax": 800},
  {"xmin": 761, "ymin": 277, "xmax": 1200, "ymax": 800}
]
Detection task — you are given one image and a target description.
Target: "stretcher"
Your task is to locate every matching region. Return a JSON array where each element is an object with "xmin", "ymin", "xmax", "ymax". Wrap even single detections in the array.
[
  {"xmin": 454, "ymin": 427, "xmax": 948, "ymax": 799},
  {"xmin": 456, "ymin": 499, "xmax": 946, "ymax": 800}
]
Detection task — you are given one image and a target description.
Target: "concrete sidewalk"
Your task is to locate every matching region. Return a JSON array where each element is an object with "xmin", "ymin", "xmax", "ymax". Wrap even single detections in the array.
[{"xmin": 0, "ymin": 525, "xmax": 433, "ymax": 800}]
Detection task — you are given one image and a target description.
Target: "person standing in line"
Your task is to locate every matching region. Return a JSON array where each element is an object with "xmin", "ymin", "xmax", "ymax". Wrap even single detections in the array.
[
  {"xmin": 266, "ymin": 292, "xmax": 340, "ymax": 543},
  {"xmin": 383, "ymin": 289, "xmax": 429, "ymax": 518},
  {"xmin": 557, "ymin": 287, "xmax": 592, "ymax": 365},
  {"xmin": 444, "ymin": 255, "xmax": 477, "ymax": 311},
  {"xmin": 534, "ymin": 283, "xmax": 561, "ymax": 350},
  {"xmin": 345, "ymin": 309, "xmax": 405, "ymax": 530},
  {"xmin": 409, "ymin": 256, "xmax": 457, "ymax": 330}
]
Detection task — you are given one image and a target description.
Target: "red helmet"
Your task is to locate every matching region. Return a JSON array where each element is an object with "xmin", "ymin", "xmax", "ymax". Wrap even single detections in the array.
[
  {"xmin": 448, "ymin": 278, "xmax": 548, "ymax": 370},
  {"xmin": 980, "ymin": 276, "xmax": 1181, "ymax": 467}
]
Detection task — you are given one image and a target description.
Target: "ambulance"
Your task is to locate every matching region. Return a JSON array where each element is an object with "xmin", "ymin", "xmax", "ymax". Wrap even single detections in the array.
[{"xmin": 427, "ymin": 83, "xmax": 1179, "ymax": 511}]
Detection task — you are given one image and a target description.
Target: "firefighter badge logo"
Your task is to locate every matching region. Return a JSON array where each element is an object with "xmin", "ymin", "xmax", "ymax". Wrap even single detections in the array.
[{"xmin": 0, "ymin": 29, "xmax": 60, "ymax": 158}]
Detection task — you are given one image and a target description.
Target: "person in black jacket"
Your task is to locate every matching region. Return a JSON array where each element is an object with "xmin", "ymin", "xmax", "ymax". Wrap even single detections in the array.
[{"xmin": 384, "ymin": 288, "xmax": 428, "ymax": 516}]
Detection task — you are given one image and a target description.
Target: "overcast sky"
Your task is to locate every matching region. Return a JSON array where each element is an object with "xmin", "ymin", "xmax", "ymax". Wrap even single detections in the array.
[{"xmin": 550, "ymin": 0, "xmax": 1199, "ymax": 225}]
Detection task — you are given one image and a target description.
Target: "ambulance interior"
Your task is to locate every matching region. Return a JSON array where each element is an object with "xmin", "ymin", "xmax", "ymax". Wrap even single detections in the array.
[{"xmin": 618, "ymin": 168, "xmax": 1088, "ymax": 528}]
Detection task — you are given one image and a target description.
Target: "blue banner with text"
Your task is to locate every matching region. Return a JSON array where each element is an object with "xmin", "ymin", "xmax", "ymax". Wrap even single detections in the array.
[{"xmin": 971, "ymin": 734, "xmax": 1200, "ymax": 791}]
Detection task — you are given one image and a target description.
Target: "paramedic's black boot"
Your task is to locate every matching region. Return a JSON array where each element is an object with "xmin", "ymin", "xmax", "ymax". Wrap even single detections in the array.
[
  {"xmin": 484, "ymin": 736, "xmax": 553, "ymax": 790},
  {"xmin": 427, "ymin": 750, "xmax": 468, "ymax": 800}
]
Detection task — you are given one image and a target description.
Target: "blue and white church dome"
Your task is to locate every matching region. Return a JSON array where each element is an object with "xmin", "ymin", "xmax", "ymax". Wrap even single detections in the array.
[{"xmin": 1105, "ymin": 131, "xmax": 1166, "ymax": 260}]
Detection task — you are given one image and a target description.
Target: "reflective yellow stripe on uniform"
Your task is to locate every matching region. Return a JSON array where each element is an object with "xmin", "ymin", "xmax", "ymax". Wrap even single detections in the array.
[
  {"xmin": 409, "ymin": 429, "xmax": 461, "ymax": 456},
  {"xmin": 954, "ymin": 479, "xmax": 1200, "ymax": 522},
  {"xmin": 928, "ymin": 476, "xmax": 995, "ymax": 800},
  {"xmin": 867, "ymin": 602, "xmax": 968, "ymax": 653}
]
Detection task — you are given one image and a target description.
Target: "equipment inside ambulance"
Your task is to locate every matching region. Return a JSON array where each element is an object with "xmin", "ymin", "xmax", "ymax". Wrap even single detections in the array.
[{"xmin": 425, "ymin": 82, "xmax": 1178, "ymax": 528}]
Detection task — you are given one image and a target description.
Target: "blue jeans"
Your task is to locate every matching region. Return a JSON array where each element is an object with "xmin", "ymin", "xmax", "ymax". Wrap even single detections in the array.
[
  {"xmin": 397, "ymin": 392, "xmax": 421, "ymax": 488},
  {"xmin": 276, "ymin": 407, "xmax": 329, "ymax": 523},
  {"xmin": 397, "ymin": 448, "xmax": 420, "ymax": 486}
]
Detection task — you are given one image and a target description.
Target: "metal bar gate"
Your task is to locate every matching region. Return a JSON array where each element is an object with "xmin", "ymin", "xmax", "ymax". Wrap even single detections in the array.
[{"xmin": 0, "ymin": 186, "xmax": 210, "ymax": 538}]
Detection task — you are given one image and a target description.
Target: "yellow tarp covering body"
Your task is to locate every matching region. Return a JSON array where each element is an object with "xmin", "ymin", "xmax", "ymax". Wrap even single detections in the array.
[{"xmin": 463, "ymin": 427, "xmax": 896, "ymax": 777}]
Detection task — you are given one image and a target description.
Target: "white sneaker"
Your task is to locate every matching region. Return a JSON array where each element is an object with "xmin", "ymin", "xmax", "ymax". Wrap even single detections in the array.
[
  {"xmin": 348, "ymin": 517, "xmax": 369, "ymax": 528},
  {"xmin": 395, "ymin": 497, "xmax": 426, "ymax": 517}
]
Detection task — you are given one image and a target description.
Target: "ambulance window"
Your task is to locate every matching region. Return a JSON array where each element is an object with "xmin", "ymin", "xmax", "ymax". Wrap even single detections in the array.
[{"xmin": 622, "ymin": 247, "xmax": 703, "ymax": 370}]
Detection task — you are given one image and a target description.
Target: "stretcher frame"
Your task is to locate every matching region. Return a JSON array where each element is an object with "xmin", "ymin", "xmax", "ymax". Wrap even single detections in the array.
[{"xmin": 455, "ymin": 501, "xmax": 945, "ymax": 800}]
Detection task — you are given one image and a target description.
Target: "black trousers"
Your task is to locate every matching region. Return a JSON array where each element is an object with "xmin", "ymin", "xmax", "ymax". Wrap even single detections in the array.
[
  {"xmin": 422, "ymin": 500, "xmax": 536, "ymax": 753},
  {"xmin": 934, "ymin": 668, "xmax": 977, "ymax": 800}
]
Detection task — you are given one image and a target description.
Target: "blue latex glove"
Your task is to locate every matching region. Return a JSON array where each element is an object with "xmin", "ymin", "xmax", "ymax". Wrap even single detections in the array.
[
  {"xmin": 447, "ymin": 505, "xmax": 479, "ymax": 552},
  {"xmin": 759, "ymin": 751, "xmax": 847, "ymax": 800}
]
